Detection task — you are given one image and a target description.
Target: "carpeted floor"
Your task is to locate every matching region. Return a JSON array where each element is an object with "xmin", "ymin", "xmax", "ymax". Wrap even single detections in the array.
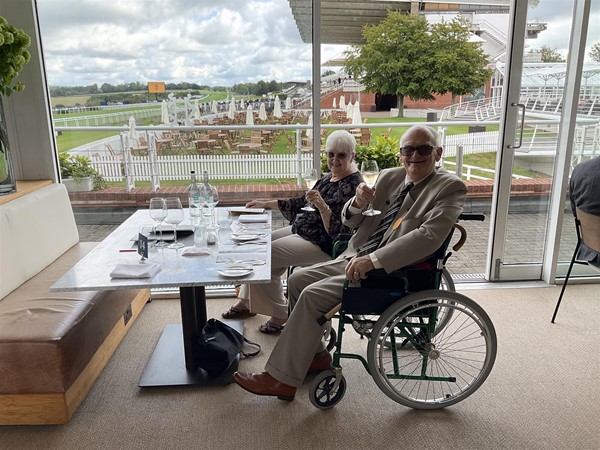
[{"xmin": 1, "ymin": 283, "xmax": 598, "ymax": 450}]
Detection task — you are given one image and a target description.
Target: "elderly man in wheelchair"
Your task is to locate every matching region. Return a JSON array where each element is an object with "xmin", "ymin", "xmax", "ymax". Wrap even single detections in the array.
[{"xmin": 234, "ymin": 124, "xmax": 496, "ymax": 409}]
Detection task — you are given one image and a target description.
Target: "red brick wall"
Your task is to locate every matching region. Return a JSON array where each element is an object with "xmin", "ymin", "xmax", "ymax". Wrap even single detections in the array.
[{"xmin": 321, "ymin": 89, "xmax": 376, "ymax": 112}]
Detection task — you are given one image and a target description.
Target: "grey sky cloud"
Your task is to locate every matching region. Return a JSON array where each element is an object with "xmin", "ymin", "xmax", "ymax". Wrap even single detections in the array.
[{"xmin": 36, "ymin": 0, "xmax": 599, "ymax": 87}]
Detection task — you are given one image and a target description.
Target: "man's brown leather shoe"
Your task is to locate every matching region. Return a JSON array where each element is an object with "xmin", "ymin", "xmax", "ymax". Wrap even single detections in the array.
[
  {"xmin": 308, "ymin": 350, "xmax": 332, "ymax": 373},
  {"xmin": 233, "ymin": 371, "xmax": 296, "ymax": 401}
]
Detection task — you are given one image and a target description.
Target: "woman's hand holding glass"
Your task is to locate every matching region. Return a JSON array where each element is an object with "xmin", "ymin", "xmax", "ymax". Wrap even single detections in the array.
[
  {"xmin": 149, "ymin": 197, "xmax": 168, "ymax": 247},
  {"xmin": 360, "ymin": 160, "xmax": 381, "ymax": 216},
  {"xmin": 165, "ymin": 197, "xmax": 185, "ymax": 249},
  {"xmin": 301, "ymin": 168, "xmax": 319, "ymax": 212}
]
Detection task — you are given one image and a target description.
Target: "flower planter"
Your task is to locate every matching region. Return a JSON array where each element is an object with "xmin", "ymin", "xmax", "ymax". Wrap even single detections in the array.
[{"xmin": 63, "ymin": 177, "xmax": 93, "ymax": 192}]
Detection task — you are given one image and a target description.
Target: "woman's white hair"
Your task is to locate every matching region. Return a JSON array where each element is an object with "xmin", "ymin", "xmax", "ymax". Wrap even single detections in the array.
[{"xmin": 326, "ymin": 129, "xmax": 356, "ymax": 154}]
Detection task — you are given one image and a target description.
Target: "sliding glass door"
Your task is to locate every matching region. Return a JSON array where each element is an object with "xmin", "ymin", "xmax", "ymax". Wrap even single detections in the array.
[{"xmin": 487, "ymin": 0, "xmax": 596, "ymax": 281}]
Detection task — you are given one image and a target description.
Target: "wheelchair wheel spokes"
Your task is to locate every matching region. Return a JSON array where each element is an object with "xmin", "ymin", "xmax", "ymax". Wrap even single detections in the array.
[
  {"xmin": 367, "ymin": 290, "xmax": 496, "ymax": 409},
  {"xmin": 431, "ymin": 268, "xmax": 456, "ymax": 334}
]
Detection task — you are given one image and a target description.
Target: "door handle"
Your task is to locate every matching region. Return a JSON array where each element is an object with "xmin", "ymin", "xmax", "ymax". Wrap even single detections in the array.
[{"xmin": 507, "ymin": 102, "xmax": 525, "ymax": 149}]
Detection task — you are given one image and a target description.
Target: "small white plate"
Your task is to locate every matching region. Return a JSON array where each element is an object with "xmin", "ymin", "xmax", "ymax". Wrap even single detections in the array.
[
  {"xmin": 226, "ymin": 262, "xmax": 254, "ymax": 270},
  {"xmin": 230, "ymin": 234, "xmax": 261, "ymax": 242},
  {"xmin": 218, "ymin": 268, "xmax": 254, "ymax": 278}
]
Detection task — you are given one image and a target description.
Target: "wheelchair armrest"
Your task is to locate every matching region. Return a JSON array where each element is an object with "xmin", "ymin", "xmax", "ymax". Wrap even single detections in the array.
[{"xmin": 332, "ymin": 233, "xmax": 354, "ymax": 258}]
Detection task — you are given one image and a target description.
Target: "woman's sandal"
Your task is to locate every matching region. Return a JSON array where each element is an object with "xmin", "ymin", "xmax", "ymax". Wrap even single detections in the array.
[
  {"xmin": 258, "ymin": 321, "xmax": 285, "ymax": 334},
  {"xmin": 221, "ymin": 306, "xmax": 257, "ymax": 320}
]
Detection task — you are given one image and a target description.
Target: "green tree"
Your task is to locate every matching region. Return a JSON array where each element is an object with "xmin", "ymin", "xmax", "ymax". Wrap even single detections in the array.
[
  {"xmin": 540, "ymin": 45, "xmax": 565, "ymax": 62},
  {"xmin": 590, "ymin": 42, "xmax": 600, "ymax": 62},
  {"xmin": 430, "ymin": 19, "xmax": 492, "ymax": 104},
  {"xmin": 344, "ymin": 12, "xmax": 435, "ymax": 117},
  {"xmin": 344, "ymin": 12, "xmax": 490, "ymax": 117}
]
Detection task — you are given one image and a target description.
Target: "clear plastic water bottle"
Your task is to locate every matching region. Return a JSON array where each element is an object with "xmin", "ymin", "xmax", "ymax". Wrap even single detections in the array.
[{"xmin": 188, "ymin": 170, "xmax": 201, "ymax": 219}]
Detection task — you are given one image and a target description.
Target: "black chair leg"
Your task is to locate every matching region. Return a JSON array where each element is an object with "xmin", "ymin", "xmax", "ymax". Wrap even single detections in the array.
[{"xmin": 551, "ymin": 243, "xmax": 580, "ymax": 323}]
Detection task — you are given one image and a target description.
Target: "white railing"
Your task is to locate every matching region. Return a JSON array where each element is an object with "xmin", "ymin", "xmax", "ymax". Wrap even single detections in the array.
[
  {"xmin": 91, "ymin": 153, "xmax": 314, "ymax": 183},
  {"xmin": 442, "ymin": 160, "xmax": 530, "ymax": 181},
  {"xmin": 442, "ymin": 131, "xmax": 500, "ymax": 157},
  {"xmin": 53, "ymin": 107, "xmax": 161, "ymax": 127},
  {"xmin": 440, "ymin": 97, "xmax": 503, "ymax": 121}
]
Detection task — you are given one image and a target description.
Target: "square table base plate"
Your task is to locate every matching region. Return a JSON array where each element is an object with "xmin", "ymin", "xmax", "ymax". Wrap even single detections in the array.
[{"xmin": 139, "ymin": 322, "xmax": 243, "ymax": 387}]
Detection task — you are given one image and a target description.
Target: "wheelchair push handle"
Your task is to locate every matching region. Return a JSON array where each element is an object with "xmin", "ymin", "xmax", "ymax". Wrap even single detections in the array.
[
  {"xmin": 317, "ymin": 303, "xmax": 341, "ymax": 326},
  {"xmin": 451, "ymin": 213, "xmax": 484, "ymax": 252},
  {"xmin": 458, "ymin": 213, "xmax": 485, "ymax": 222}
]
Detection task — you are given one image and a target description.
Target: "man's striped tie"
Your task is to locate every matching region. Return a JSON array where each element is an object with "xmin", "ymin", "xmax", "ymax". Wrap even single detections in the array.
[{"xmin": 357, "ymin": 182, "xmax": 414, "ymax": 257}]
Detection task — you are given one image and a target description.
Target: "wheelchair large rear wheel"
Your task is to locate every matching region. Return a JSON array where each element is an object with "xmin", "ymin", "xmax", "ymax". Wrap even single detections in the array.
[{"xmin": 367, "ymin": 290, "xmax": 496, "ymax": 409}]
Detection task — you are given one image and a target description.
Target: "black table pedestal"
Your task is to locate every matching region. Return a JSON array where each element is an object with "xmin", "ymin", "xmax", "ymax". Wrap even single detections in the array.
[{"xmin": 139, "ymin": 286, "xmax": 242, "ymax": 387}]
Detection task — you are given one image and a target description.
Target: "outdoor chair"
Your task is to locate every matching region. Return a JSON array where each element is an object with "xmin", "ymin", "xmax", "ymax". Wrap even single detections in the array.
[
  {"xmin": 551, "ymin": 207, "xmax": 600, "ymax": 322},
  {"xmin": 359, "ymin": 129, "xmax": 371, "ymax": 146},
  {"xmin": 224, "ymin": 139, "xmax": 237, "ymax": 154},
  {"xmin": 195, "ymin": 140, "xmax": 211, "ymax": 155},
  {"xmin": 104, "ymin": 144, "xmax": 122, "ymax": 159}
]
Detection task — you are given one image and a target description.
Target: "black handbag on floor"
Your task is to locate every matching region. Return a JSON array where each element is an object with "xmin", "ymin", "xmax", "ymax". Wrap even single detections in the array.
[{"xmin": 195, "ymin": 318, "xmax": 261, "ymax": 377}]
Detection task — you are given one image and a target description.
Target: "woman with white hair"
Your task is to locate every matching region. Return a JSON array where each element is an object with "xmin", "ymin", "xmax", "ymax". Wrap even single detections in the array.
[{"xmin": 222, "ymin": 130, "xmax": 363, "ymax": 334}]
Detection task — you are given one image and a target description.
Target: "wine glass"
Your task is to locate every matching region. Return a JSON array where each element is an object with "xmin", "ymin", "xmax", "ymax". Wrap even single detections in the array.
[
  {"xmin": 301, "ymin": 168, "xmax": 319, "ymax": 212},
  {"xmin": 217, "ymin": 208, "xmax": 232, "ymax": 229},
  {"xmin": 201, "ymin": 184, "xmax": 219, "ymax": 226},
  {"xmin": 165, "ymin": 197, "xmax": 186, "ymax": 249},
  {"xmin": 209, "ymin": 188, "xmax": 219, "ymax": 227},
  {"xmin": 360, "ymin": 160, "xmax": 381, "ymax": 216},
  {"xmin": 149, "ymin": 197, "xmax": 168, "ymax": 247}
]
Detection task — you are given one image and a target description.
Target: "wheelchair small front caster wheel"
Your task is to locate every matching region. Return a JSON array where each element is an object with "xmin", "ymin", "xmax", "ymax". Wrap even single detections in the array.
[{"xmin": 309, "ymin": 370, "xmax": 346, "ymax": 409}]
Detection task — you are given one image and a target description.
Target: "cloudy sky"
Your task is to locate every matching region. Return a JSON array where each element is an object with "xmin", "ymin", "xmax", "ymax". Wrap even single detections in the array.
[{"xmin": 36, "ymin": 0, "xmax": 599, "ymax": 88}]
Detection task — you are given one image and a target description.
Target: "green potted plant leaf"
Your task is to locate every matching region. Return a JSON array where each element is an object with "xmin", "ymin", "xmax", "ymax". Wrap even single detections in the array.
[
  {"xmin": 0, "ymin": 16, "xmax": 32, "ymax": 194},
  {"xmin": 58, "ymin": 152, "xmax": 107, "ymax": 192}
]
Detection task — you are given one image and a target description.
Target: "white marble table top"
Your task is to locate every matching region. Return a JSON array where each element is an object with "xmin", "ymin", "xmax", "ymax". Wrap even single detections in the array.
[{"xmin": 50, "ymin": 208, "xmax": 272, "ymax": 292}]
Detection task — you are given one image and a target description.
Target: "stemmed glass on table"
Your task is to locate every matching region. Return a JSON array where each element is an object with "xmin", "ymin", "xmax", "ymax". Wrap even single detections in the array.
[
  {"xmin": 149, "ymin": 197, "xmax": 168, "ymax": 247},
  {"xmin": 360, "ymin": 160, "xmax": 381, "ymax": 216},
  {"xmin": 165, "ymin": 197, "xmax": 186, "ymax": 249},
  {"xmin": 301, "ymin": 168, "xmax": 319, "ymax": 212},
  {"xmin": 201, "ymin": 183, "xmax": 219, "ymax": 227}
]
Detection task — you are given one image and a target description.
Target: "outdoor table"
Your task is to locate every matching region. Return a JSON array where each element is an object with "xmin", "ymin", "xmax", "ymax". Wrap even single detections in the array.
[
  {"xmin": 237, "ymin": 142, "xmax": 262, "ymax": 154},
  {"xmin": 51, "ymin": 208, "xmax": 272, "ymax": 387}
]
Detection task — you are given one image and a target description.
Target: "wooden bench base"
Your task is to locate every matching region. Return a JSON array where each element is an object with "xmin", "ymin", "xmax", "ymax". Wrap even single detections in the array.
[{"xmin": 0, "ymin": 289, "xmax": 150, "ymax": 425}]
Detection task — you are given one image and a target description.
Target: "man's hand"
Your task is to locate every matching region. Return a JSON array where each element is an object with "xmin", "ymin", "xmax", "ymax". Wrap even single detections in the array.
[
  {"xmin": 352, "ymin": 182, "xmax": 375, "ymax": 209},
  {"xmin": 345, "ymin": 255, "xmax": 375, "ymax": 281}
]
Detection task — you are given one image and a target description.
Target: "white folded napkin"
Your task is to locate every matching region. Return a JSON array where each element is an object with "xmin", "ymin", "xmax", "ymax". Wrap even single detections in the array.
[
  {"xmin": 110, "ymin": 262, "xmax": 161, "ymax": 279},
  {"xmin": 181, "ymin": 247, "xmax": 211, "ymax": 257},
  {"xmin": 238, "ymin": 214, "xmax": 269, "ymax": 223},
  {"xmin": 229, "ymin": 207, "xmax": 265, "ymax": 214}
]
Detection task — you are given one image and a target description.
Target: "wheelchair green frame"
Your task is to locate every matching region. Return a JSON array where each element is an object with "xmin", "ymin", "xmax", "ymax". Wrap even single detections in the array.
[{"xmin": 309, "ymin": 214, "xmax": 497, "ymax": 410}]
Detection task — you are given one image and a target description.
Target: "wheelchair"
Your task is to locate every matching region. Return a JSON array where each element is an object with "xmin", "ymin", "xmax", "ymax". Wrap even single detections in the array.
[{"xmin": 309, "ymin": 214, "xmax": 497, "ymax": 410}]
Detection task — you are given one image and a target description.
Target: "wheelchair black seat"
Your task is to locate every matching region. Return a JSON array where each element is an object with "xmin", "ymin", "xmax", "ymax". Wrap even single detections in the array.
[{"xmin": 342, "ymin": 262, "xmax": 437, "ymax": 315}]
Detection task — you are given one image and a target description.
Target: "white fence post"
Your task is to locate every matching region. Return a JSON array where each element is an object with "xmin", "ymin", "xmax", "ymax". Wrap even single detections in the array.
[
  {"xmin": 121, "ymin": 133, "xmax": 135, "ymax": 192},
  {"xmin": 455, "ymin": 144, "xmax": 464, "ymax": 178},
  {"xmin": 149, "ymin": 131, "xmax": 160, "ymax": 191}
]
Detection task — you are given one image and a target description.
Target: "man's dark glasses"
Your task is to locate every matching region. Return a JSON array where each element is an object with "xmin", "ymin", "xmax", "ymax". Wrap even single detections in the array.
[
  {"xmin": 326, "ymin": 152, "xmax": 349, "ymax": 159},
  {"xmin": 400, "ymin": 145, "xmax": 438, "ymax": 156}
]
